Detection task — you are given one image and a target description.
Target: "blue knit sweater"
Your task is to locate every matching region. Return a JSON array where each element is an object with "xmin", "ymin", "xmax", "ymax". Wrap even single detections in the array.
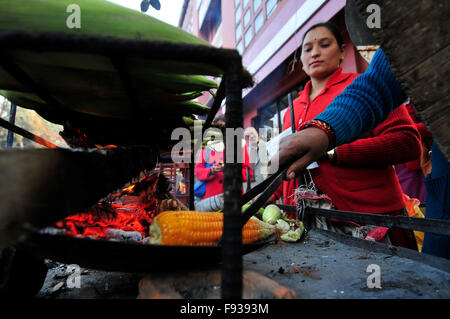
[{"xmin": 315, "ymin": 47, "xmax": 407, "ymax": 146}]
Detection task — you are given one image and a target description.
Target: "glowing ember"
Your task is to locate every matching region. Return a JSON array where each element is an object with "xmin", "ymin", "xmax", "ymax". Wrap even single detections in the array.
[
  {"xmin": 122, "ymin": 184, "xmax": 136, "ymax": 193},
  {"xmin": 55, "ymin": 204, "xmax": 152, "ymax": 239},
  {"xmin": 95, "ymin": 144, "xmax": 119, "ymax": 149},
  {"xmin": 178, "ymin": 180, "xmax": 186, "ymax": 194},
  {"xmin": 54, "ymin": 172, "xmax": 171, "ymax": 240}
]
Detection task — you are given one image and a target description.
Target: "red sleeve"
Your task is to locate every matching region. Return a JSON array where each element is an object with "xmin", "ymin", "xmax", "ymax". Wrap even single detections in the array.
[
  {"xmin": 194, "ymin": 148, "xmax": 214, "ymax": 181},
  {"xmin": 241, "ymin": 146, "xmax": 252, "ymax": 182},
  {"xmin": 335, "ymin": 105, "xmax": 422, "ymax": 166},
  {"xmin": 415, "ymin": 122, "xmax": 433, "ymax": 140},
  {"xmin": 406, "ymin": 102, "xmax": 433, "ymax": 140},
  {"xmin": 405, "ymin": 103, "xmax": 419, "ymax": 122},
  {"xmin": 272, "ymin": 184, "xmax": 283, "ymax": 200},
  {"xmin": 405, "ymin": 158, "xmax": 421, "ymax": 171}
]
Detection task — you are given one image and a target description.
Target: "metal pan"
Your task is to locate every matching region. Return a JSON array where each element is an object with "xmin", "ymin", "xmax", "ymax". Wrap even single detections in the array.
[{"xmin": 17, "ymin": 232, "xmax": 278, "ymax": 273}]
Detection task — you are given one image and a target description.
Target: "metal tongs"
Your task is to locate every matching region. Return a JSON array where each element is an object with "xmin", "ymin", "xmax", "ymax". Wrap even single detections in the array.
[
  {"xmin": 239, "ymin": 167, "xmax": 288, "ymax": 226},
  {"xmin": 239, "ymin": 92, "xmax": 299, "ymax": 226},
  {"xmin": 216, "ymin": 94, "xmax": 297, "ymax": 245},
  {"xmin": 215, "ymin": 166, "xmax": 288, "ymax": 246}
]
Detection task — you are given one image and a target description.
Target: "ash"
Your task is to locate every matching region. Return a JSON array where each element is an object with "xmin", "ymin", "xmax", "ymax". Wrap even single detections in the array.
[{"xmin": 37, "ymin": 260, "xmax": 141, "ymax": 299}]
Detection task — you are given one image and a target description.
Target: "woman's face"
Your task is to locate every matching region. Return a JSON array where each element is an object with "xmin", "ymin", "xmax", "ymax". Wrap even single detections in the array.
[
  {"xmin": 300, "ymin": 26, "xmax": 345, "ymax": 80},
  {"xmin": 245, "ymin": 130, "xmax": 258, "ymax": 145}
]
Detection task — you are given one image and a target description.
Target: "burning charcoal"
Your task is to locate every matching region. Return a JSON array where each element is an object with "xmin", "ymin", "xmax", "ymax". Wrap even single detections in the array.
[
  {"xmin": 105, "ymin": 229, "xmax": 142, "ymax": 242},
  {"xmin": 142, "ymin": 237, "xmax": 151, "ymax": 244},
  {"xmin": 39, "ymin": 227, "xmax": 67, "ymax": 236}
]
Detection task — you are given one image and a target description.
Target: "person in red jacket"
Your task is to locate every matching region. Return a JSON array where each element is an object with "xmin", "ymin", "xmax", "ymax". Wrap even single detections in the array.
[
  {"xmin": 268, "ymin": 22, "xmax": 421, "ymax": 249},
  {"xmin": 195, "ymin": 114, "xmax": 253, "ymax": 201}
]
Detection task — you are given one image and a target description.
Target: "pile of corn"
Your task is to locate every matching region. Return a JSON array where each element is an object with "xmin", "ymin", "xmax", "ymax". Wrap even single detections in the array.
[{"xmin": 0, "ymin": 0, "xmax": 222, "ymax": 129}]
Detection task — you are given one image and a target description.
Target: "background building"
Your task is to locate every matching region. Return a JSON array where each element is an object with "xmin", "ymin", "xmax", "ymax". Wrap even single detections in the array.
[{"xmin": 179, "ymin": 0, "xmax": 369, "ymax": 141}]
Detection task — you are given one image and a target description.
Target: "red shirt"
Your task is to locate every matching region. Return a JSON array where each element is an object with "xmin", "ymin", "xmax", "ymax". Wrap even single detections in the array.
[
  {"xmin": 274, "ymin": 67, "xmax": 421, "ymax": 214},
  {"xmin": 195, "ymin": 145, "xmax": 252, "ymax": 199}
]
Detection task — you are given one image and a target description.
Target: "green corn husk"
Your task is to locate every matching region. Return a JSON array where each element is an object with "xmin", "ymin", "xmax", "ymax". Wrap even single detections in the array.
[
  {"xmin": 280, "ymin": 223, "xmax": 304, "ymax": 243},
  {"xmin": 0, "ymin": 60, "xmax": 214, "ymax": 118},
  {"xmin": 13, "ymin": 62, "xmax": 218, "ymax": 95},
  {"xmin": 10, "ymin": 50, "xmax": 223, "ymax": 77},
  {"xmin": 182, "ymin": 117, "xmax": 205, "ymax": 127},
  {"xmin": 0, "ymin": 0, "xmax": 223, "ymax": 76},
  {"xmin": 136, "ymin": 73, "xmax": 218, "ymax": 93},
  {"xmin": 0, "ymin": 0, "xmax": 221, "ymax": 96},
  {"xmin": 0, "ymin": 90, "xmax": 210, "ymax": 119},
  {"xmin": 0, "ymin": 0, "xmax": 210, "ymax": 46},
  {"xmin": 0, "ymin": 0, "xmax": 223, "ymax": 145}
]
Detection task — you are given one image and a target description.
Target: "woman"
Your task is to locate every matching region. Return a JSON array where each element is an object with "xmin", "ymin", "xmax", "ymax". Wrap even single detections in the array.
[
  {"xmin": 195, "ymin": 115, "xmax": 252, "ymax": 210},
  {"xmin": 270, "ymin": 22, "xmax": 421, "ymax": 249}
]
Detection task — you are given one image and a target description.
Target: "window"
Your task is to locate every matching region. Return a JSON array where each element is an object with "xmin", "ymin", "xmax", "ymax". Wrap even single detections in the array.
[
  {"xmin": 235, "ymin": 5, "xmax": 242, "ymax": 23},
  {"xmin": 266, "ymin": 0, "xmax": 277, "ymax": 18},
  {"xmin": 244, "ymin": 9, "xmax": 251, "ymax": 28},
  {"xmin": 187, "ymin": 15, "xmax": 194, "ymax": 33},
  {"xmin": 236, "ymin": 40, "xmax": 243, "ymax": 54},
  {"xmin": 254, "ymin": 10, "xmax": 264, "ymax": 34},
  {"xmin": 235, "ymin": 23, "xmax": 242, "ymax": 41},
  {"xmin": 235, "ymin": 0, "xmax": 240, "ymax": 7},
  {"xmin": 244, "ymin": 27, "xmax": 253, "ymax": 47},
  {"xmin": 243, "ymin": 0, "xmax": 250, "ymax": 8},
  {"xmin": 253, "ymin": 0, "xmax": 261, "ymax": 12},
  {"xmin": 255, "ymin": 84, "xmax": 305, "ymax": 141}
]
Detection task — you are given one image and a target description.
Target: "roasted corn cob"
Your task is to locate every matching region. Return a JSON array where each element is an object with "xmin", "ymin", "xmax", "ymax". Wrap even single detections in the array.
[{"xmin": 149, "ymin": 211, "xmax": 275, "ymax": 246}]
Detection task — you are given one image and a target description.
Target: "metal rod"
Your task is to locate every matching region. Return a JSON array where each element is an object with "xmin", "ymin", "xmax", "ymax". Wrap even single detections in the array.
[
  {"xmin": 204, "ymin": 77, "xmax": 226, "ymax": 131},
  {"xmin": 217, "ymin": 168, "xmax": 287, "ymax": 246},
  {"xmin": 189, "ymin": 149, "xmax": 195, "ymax": 210},
  {"xmin": 0, "ymin": 117, "xmax": 59, "ymax": 149},
  {"xmin": 276, "ymin": 204, "xmax": 450, "ymax": 237},
  {"xmin": 246, "ymin": 167, "xmax": 251, "ymax": 192},
  {"xmin": 276, "ymin": 100, "xmax": 282, "ymax": 133},
  {"xmin": 6, "ymin": 103, "xmax": 17, "ymax": 148},
  {"xmin": 221, "ymin": 57, "xmax": 243, "ymax": 299},
  {"xmin": 240, "ymin": 169, "xmax": 286, "ymax": 227},
  {"xmin": 240, "ymin": 167, "xmax": 283, "ymax": 205},
  {"xmin": 288, "ymin": 93, "xmax": 297, "ymax": 136},
  {"xmin": 288, "ymin": 92, "xmax": 303, "ymax": 216}
]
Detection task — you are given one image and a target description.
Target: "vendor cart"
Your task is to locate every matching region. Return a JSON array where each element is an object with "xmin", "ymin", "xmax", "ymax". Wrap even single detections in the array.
[{"xmin": 0, "ymin": 0, "xmax": 449, "ymax": 299}]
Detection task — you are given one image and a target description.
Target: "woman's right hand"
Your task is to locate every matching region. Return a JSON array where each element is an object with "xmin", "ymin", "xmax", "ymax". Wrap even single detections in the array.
[
  {"xmin": 209, "ymin": 163, "xmax": 224, "ymax": 175},
  {"xmin": 272, "ymin": 127, "xmax": 330, "ymax": 180}
]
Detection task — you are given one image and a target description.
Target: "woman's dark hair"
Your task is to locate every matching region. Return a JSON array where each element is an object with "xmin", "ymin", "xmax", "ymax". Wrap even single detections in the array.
[{"xmin": 301, "ymin": 22, "xmax": 345, "ymax": 50}]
